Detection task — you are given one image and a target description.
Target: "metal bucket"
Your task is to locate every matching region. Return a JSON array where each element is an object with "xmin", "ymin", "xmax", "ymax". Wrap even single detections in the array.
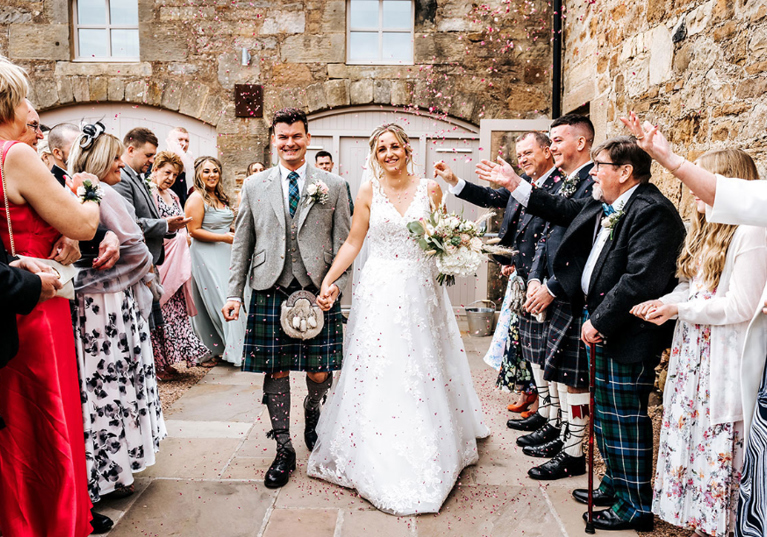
[{"xmin": 465, "ymin": 300, "xmax": 496, "ymax": 337}]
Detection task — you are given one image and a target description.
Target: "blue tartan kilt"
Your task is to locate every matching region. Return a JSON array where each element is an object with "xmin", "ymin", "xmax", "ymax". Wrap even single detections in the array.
[
  {"xmin": 519, "ymin": 309, "xmax": 547, "ymax": 368},
  {"xmin": 542, "ymin": 297, "xmax": 589, "ymax": 388},
  {"xmin": 242, "ymin": 286, "xmax": 344, "ymax": 374}
]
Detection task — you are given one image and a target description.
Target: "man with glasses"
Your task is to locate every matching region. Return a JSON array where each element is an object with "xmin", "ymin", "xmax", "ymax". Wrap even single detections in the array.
[{"xmin": 477, "ymin": 136, "xmax": 685, "ymax": 532}]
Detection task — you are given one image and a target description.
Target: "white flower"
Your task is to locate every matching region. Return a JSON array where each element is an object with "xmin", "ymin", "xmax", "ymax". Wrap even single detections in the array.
[
  {"xmin": 307, "ymin": 184, "xmax": 318, "ymax": 196},
  {"xmin": 470, "ymin": 237, "xmax": 483, "ymax": 250}
]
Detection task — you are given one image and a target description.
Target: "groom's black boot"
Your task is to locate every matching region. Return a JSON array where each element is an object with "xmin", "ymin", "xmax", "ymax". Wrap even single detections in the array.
[
  {"xmin": 304, "ymin": 373, "xmax": 332, "ymax": 451},
  {"xmin": 263, "ymin": 375, "xmax": 295, "ymax": 489}
]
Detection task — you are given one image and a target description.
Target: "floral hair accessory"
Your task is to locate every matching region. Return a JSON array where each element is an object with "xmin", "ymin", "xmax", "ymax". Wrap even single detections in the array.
[
  {"xmin": 79, "ymin": 121, "xmax": 106, "ymax": 150},
  {"xmin": 77, "ymin": 178, "xmax": 104, "ymax": 204},
  {"xmin": 305, "ymin": 180, "xmax": 329, "ymax": 206}
]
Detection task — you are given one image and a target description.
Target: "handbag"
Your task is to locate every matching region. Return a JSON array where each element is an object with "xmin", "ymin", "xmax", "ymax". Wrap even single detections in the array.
[{"xmin": 0, "ymin": 141, "xmax": 77, "ymax": 300}]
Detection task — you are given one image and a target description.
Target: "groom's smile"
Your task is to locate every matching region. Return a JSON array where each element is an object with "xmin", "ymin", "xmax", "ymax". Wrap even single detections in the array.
[{"xmin": 273, "ymin": 121, "xmax": 311, "ymax": 169}]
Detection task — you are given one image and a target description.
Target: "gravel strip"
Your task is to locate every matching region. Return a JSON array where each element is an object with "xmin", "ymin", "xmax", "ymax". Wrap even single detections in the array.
[{"xmin": 157, "ymin": 363, "xmax": 211, "ymax": 412}]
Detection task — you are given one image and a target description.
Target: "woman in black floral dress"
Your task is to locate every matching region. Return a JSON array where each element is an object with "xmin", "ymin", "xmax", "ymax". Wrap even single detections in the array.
[{"xmin": 68, "ymin": 125, "xmax": 166, "ymax": 503}]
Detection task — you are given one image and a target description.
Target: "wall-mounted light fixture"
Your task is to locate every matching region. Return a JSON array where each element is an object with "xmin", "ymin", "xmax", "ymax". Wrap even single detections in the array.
[{"xmin": 241, "ymin": 48, "xmax": 251, "ymax": 67}]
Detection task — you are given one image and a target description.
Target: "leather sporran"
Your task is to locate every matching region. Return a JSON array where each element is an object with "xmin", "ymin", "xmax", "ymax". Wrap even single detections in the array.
[{"xmin": 280, "ymin": 290, "xmax": 324, "ymax": 340}]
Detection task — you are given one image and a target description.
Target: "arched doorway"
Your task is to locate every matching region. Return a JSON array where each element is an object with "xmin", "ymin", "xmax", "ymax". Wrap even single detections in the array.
[
  {"xmin": 39, "ymin": 103, "xmax": 218, "ymax": 160},
  {"xmin": 300, "ymin": 106, "xmax": 485, "ymax": 312}
]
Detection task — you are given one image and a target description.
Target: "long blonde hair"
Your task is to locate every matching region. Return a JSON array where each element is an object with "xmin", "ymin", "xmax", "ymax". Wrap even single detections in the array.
[
  {"xmin": 677, "ymin": 148, "xmax": 760, "ymax": 290},
  {"xmin": 193, "ymin": 156, "xmax": 230, "ymax": 207},
  {"xmin": 0, "ymin": 56, "xmax": 28, "ymax": 125},
  {"xmin": 367, "ymin": 123, "xmax": 414, "ymax": 179}
]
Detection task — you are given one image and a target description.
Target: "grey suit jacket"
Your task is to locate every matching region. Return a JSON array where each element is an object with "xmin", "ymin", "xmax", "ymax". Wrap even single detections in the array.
[
  {"xmin": 228, "ymin": 165, "xmax": 351, "ymax": 298},
  {"xmin": 113, "ymin": 165, "xmax": 169, "ymax": 265}
]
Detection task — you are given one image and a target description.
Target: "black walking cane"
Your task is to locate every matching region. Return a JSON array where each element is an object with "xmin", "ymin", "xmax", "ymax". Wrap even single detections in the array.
[{"xmin": 585, "ymin": 340, "xmax": 597, "ymax": 534}]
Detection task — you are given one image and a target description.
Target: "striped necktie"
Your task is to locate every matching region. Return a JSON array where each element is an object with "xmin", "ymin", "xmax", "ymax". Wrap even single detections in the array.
[{"xmin": 288, "ymin": 171, "xmax": 300, "ymax": 217}]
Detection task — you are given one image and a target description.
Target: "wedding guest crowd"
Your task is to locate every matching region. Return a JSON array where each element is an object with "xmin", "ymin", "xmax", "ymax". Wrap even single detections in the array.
[{"xmin": 0, "ymin": 56, "xmax": 247, "ymax": 536}]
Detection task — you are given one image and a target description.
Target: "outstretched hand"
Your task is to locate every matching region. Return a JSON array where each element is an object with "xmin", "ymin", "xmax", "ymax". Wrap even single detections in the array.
[
  {"xmin": 433, "ymin": 161, "xmax": 458, "ymax": 186},
  {"xmin": 619, "ymin": 112, "xmax": 677, "ymax": 169},
  {"xmin": 317, "ymin": 282, "xmax": 340, "ymax": 311},
  {"xmin": 475, "ymin": 157, "xmax": 523, "ymax": 191}
]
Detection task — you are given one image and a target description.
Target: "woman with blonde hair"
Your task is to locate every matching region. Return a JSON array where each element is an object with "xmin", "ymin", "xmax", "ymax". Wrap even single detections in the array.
[
  {"xmin": 0, "ymin": 56, "xmax": 100, "ymax": 536},
  {"xmin": 307, "ymin": 123, "xmax": 489, "ymax": 515},
  {"xmin": 149, "ymin": 150, "xmax": 209, "ymax": 379},
  {"xmin": 186, "ymin": 156, "xmax": 247, "ymax": 366},
  {"xmin": 631, "ymin": 149, "xmax": 767, "ymax": 536},
  {"xmin": 67, "ymin": 122, "xmax": 167, "ymax": 505}
]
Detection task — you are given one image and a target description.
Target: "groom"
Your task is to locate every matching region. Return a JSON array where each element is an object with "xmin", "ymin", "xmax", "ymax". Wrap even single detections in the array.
[{"xmin": 223, "ymin": 108, "xmax": 351, "ymax": 489}]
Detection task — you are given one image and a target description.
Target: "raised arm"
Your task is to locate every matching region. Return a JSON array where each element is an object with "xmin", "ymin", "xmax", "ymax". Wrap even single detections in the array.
[{"xmin": 6, "ymin": 143, "xmax": 99, "ymax": 240}]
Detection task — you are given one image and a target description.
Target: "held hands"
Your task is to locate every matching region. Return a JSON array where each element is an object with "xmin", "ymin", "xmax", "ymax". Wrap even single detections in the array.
[
  {"xmin": 48, "ymin": 236, "xmax": 81, "ymax": 265},
  {"xmin": 68, "ymin": 172, "xmax": 100, "ymax": 194},
  {"xmin": 166, "ymin": 215, "xmax": 192, "ymax": 232},
  {"xmin": 630, "ymin": 299, "xmax": 677, "ymax": 326},
  {"xmin": 433, "ymin": 161, "xmax": 458, "ymax": 186},
  {"xmin": 222, "ymin": 231, "xmax": 235, "ymax": 245},
  {"xmin": 500, "ymin": 264, "xmax": 515, "ymax": 277},
  {"xmin": 10, "ymin": 258, "xmax": 62, "ymax": 303},
  {"xmin": 93, "ymin": 231, "xmax": 120, "ymax": 270},
  {"xmin": 222, "ymin": 300, "xmax": 241, "ymax": 321},
  {"xmin": 475, "ymin": 157, "xmax": 523, "ymax": 191},
  {"xmin": 524, "ymin": 284, "xmax": 554, "ymax": 315},
  {"xmin": 317, "ymin": 282, "xmax": 340, "ymax": 311}
]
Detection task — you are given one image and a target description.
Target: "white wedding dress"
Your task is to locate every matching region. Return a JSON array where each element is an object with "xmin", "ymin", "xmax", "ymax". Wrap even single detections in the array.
[{"xmin": 307, "ymin": 177, "xmax": 490, "ymax": 516}]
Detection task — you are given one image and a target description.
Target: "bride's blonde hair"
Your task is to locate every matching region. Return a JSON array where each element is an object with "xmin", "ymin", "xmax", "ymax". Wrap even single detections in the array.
[
  {"xmin": 677, "ymin": 148, "xmax": 759, "ymax": 291},
  {"xmin": 367, "ymin": 123, "xmax": 414, "ymax": 179}
]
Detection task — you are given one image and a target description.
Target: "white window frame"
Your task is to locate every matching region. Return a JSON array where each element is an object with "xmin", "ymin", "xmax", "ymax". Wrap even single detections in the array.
[
  {"xmin": 72, "ymin": 0, "xmax": 140, "ymax": 62},
  {"xmin": 346, "ymin": 0, "xmax": 414, "ymax": 65}
]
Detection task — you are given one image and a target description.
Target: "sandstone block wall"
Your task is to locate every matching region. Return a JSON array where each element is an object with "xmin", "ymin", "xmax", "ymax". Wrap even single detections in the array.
[
  {"xmin": 563, "ymin": 0, "xmax": 767, "ymax": 216},
  {"xmin": 1, "ymin": 0, "xmax": 553, "ymax": 189}
]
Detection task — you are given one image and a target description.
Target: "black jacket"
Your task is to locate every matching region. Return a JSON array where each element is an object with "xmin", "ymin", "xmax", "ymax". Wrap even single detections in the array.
[
  {"xmin": 51, "ymin": 165, "xmax": 109, "ymax": 259},
  {"xmin": 0, "ymin": 240, "xmax": 40, "ymax": 367},
  {"xmin": 457, "ymin": 169, "xmax": 564, "ymax": 279},
  {"xmin": 526, "ymin": 181, "xmax": 686, "ymax": 364},
  {"xmin": 529, "ymin": 164, "xmax": 595, "ymax": 296}
]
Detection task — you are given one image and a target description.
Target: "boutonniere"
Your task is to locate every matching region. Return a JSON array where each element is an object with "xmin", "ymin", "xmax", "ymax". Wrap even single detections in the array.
[
  {"xmin": 559, "ymin": 176, "xmax": 580, "ymax": 198},
  {"xmin": 601, "ymin": 208, "xmax": 625, "ymax": 239},
  {"xmin": 305, "ymin": 180, "xmax": 329, "ymax": 206},
  {"xmin": 143, "ymin": 175, "xmax": 155, "ymax": 193}
]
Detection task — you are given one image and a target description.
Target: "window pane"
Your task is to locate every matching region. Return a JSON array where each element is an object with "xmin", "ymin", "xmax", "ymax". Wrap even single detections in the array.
[
  {"xmin": 110, "ymin": 0, "xmax": 138, "ymax": 25},
  {"xmin": 349, "ymin": 0, "xmax": 379, "ymax": 29},
  {"xmin": 111, "ymin": 29, "xmax": 140, "ymax": 57},
  {"xmin": 382, "ymin": 0, "xmax": 411, "ymax": 29},
  {"xmin": 78, "ymin": 0, "xmax": 106, "ymax": 25},
  {"xmin": 349, "ymin": 31, "xmax": 379, "ymax": 62},
  {"xmin": 382, "ymin": 32, "xmax": 412, "ymax": 62},
  {"xmin": 78, "ymin": 29, "xmax": 109, "ymax": 58}
]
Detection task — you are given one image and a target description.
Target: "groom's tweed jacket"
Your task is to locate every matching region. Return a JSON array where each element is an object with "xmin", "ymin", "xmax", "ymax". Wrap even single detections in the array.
[{"xmin": 228, "ymin": 164, "xmax": 351, "ymax": 298}]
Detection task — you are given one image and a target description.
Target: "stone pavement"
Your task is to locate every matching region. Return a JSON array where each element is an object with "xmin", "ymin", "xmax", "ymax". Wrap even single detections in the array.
[{"xmin": 99, "ymin": 327, "xmax": 637, "ymax": 537}]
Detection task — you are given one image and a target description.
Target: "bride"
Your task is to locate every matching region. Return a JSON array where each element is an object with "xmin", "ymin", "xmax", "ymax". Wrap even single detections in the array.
[{"xmin": 307, "ymin": 123, "xmax": 489, "ymax": 516}]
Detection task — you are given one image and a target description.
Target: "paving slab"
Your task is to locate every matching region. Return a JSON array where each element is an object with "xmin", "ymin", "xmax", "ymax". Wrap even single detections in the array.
[
  {"xmin": 167, "ymin": 383, "xmax": 263, "ymax": 422},
  {"xmin": 199, "ymin": 365, "xmax": 263, "ymax": 387},
  {"xmin": 274, "ymin": 465, "xmax": 377, "ymax": 511},
  {"xmin": 107, "ymin": 480, "xmax": 276, "ymax": 537},
  {"xmin": 416, "ymin": 484, "xmax": 565, "ymax": 537},
  {"xmin": 262, "ymin": 508, "xmax": 338, "ymax": 537},
  {"xmin": 338, "ymin": 510, "xmax": 415, "ymax": 537},
  {"xmin": 139, "ymin": 438, "xmax": 242, "ymax": 479},
  {"xmin": 164, "ymin": 419, "xmax": 252, "ymax": 439}
]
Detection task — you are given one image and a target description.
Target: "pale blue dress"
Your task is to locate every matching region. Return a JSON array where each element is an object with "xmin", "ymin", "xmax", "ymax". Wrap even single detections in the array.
[{"xmin": 190, "ymin": 205, "xmax": 248, "ymax": 366}]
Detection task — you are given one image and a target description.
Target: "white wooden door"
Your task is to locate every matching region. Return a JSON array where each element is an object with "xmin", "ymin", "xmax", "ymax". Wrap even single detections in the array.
[{"xmin": 39, "ymin": 104, "xmax": 218, "ymax": 159}]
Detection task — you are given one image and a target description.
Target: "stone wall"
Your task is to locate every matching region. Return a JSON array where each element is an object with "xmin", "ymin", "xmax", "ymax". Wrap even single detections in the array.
[
  {"xmin": 1, "ymin": 0, "xmax": 554, "ymax": 189},
  {"xmin": 562, "ymin": 0, "xmax": 767, "ymax": 216}
]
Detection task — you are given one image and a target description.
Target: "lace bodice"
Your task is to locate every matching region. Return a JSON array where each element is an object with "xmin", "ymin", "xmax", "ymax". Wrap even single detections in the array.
[{"xmin": 366, "ymin": 177, "xmax": 431, "ymax": 263}]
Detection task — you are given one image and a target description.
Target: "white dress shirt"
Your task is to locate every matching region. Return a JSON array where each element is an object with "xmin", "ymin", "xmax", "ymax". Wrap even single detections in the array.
[
  {"xmin": 580, "ymin": 184, "xmax": 640, "ymax": 295},
  {"xmin": 279, "ymin": 162, "xmax": 307, "ymax": 211}
]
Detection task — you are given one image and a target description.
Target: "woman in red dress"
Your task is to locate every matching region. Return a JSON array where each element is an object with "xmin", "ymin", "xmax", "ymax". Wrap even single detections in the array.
[{"xmin": 0, "ymin": 57, "xmax": 101, "ymax": 537}]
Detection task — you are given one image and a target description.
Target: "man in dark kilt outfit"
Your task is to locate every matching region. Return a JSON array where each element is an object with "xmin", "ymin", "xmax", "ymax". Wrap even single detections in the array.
[
  {"xmin": 223, "ymin": 108, "xmax": 351, "ymax": 489},
  {"xmin": 519, "ymin": 115, "xmax": 596, "ymax": 480},
  {"xmin": 443, "ymin": 131, "xmax": 562, "ymax": 405},
  {"xmin": 478, "ymin": 136, "xmax": 684, "ymax": 531}
]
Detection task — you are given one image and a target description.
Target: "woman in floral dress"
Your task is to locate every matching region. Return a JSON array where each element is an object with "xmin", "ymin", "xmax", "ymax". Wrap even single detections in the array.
[
  {"xmin": 68, "ymin": 125, "xmax": 167, "ymax": 503},
  {"xmin": 149, "ymin": 151, "xmax": 209, "ymax": 379},
  {"xmin": 631, "ymin": 149, "xmax": 767, "ymax": 536}
]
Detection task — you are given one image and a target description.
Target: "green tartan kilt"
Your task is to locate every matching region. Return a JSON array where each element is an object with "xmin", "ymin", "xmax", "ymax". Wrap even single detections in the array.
[{"xmin": 242, "ymin": 286, "xmax": 344, "ymax": 374}]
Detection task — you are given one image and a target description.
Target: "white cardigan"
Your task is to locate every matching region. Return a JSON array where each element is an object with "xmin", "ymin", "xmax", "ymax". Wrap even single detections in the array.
[
  {"xmin": 660, "ymin": 224, "xmax": 767, "ymax": 427},
  {"xmin": 705, "ymin": 174, "xmax": 767, "ymax": 437}
]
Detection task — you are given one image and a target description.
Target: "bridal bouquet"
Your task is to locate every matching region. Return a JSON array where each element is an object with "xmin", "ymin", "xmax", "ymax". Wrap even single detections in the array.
[{"xmin": 407, "ymin": 198, "xmax": 514, "ymax": 286}]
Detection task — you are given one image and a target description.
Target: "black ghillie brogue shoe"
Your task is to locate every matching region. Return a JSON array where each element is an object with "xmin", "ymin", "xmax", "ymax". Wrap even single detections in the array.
[
  {"xmin": 264, "ymin": 429, "xmax": 296, "ymax": 489},
  {"xmin": 516, "ymin": 423, "xmax": 560, "ymax": 447},
  {"xmin": 528, "ymin": 452, "xmax": 585, "ymax": 480},
  {"xmin": 522, "ymin": 437, "xmax": 564, "ymax": 458},
  {"xmin": 507, "ymin": 412, "xmax": 546, "ymax": 431},
  {"xmin": 572, "ymin": 487, "xmax": 616, "ymax": 506},
  {"xmin": 581, "ymin": 508, "xmax": 654, "ymax": 532}
]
